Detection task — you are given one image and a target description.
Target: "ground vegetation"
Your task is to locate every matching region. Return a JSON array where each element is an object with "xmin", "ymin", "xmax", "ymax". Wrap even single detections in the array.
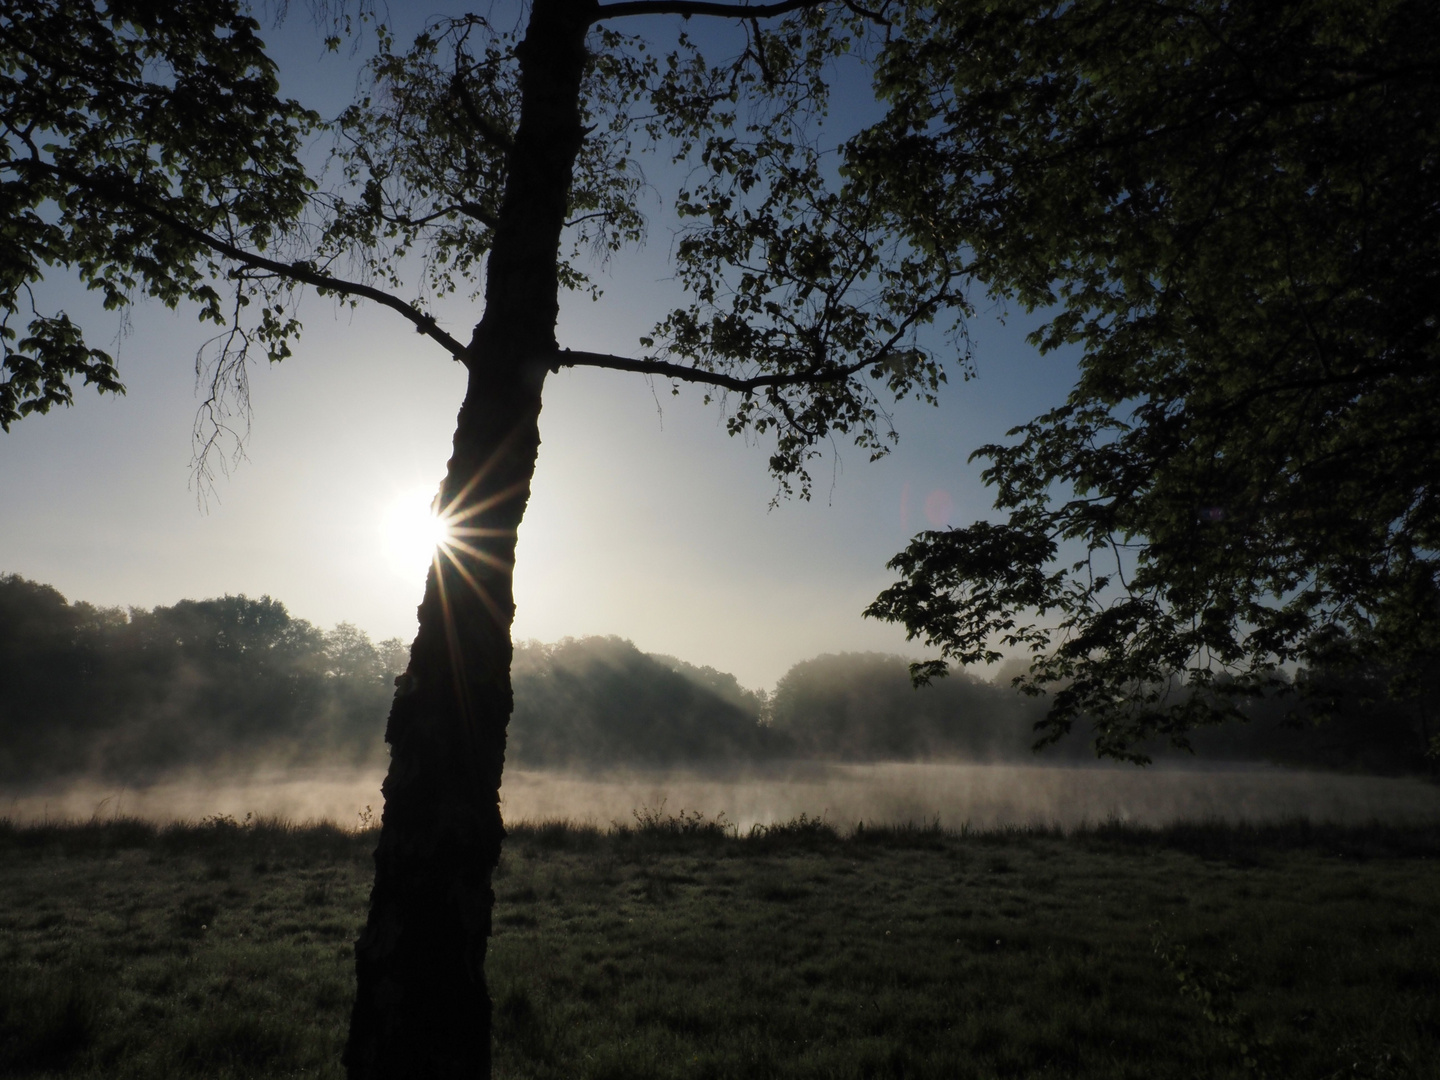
[{"xmin": 1, "ymin": 813, "xmax": 1437, "ymax": 1079}]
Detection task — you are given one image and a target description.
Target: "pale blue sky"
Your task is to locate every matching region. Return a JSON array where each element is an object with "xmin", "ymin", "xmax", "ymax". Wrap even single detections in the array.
[{"xmin": 0, "ymin": 3, "xmax": 1080, "ymax": 690}]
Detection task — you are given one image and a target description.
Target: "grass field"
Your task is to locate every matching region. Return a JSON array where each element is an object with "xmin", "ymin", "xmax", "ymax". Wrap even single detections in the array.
[{"xmin": 1, "ymin": 812, "xmax": 1437, "ymax": 1079}]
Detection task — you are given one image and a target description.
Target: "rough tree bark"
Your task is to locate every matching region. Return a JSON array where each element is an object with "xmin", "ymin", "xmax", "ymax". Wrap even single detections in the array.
[{"xmin": 343, "ymin": 1, "xmax": 596, "ymax": 1076}]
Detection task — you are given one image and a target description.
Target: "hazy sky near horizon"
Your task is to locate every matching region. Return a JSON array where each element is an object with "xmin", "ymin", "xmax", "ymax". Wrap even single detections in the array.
[{"xmin": 0, "ymin": 3, "xmax": 1081, "ymax": 691}]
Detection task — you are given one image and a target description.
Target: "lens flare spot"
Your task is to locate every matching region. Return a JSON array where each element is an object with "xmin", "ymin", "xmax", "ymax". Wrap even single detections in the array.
[
  {"xmin": 381, "ymin": 488, "xmax": 449, "ymax": 579},
  {"xmin": 924, "ymin": 488, "xmax": 954, "ymax": 528}
]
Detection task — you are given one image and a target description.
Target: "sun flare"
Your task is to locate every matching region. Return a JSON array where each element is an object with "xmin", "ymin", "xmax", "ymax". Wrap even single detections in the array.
[{"xmin": 380, "ymin": 488, "xmax": 452, "ymax": 579}]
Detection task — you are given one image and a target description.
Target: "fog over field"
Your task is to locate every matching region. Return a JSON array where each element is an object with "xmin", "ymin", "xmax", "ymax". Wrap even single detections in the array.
[
  {"xmin": 497, "ymin": 762, "xmax": 1440, "ymax": 832},
  {"xmin": 6, "ymin": 576, "xmax": 1440, "ymax": 832},
  {"xmin": 7, "ymin": 762, "xmax": 1440, "ymax": 833}
]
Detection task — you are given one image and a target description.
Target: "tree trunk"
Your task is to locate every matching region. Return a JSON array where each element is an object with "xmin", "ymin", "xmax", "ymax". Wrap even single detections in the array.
[{"xmin": 344, "ymin": 2, "xmax": 595, "ymax": 1076}]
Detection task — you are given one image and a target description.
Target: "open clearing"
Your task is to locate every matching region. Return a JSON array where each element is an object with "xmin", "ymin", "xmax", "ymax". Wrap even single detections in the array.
[{"xmin": 1, "ymin": 813, "xmax": 1437, "ymax": 1079}]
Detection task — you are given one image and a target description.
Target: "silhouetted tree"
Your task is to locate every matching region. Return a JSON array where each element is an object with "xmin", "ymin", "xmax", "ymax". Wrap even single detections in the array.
[
  {"xmin": 768, "ymin": 651, "xmax": 1040, "ymax": 760},
  {"xmin": 0, "ymin": 574, "xmax": 124, "ymax": 776},
  {"xmin": 509, "ymin": 636, "xmax": 773, "ymax": 765},
  {"xmin": 1288, "ymin": 658, "xmax": 1440, "ymax": 776},
  {"xmin": 0, "ymin": 574, "xmax": 402, "ymax": 779},
  {"xmin": 862, "ymin": 0, "xmax": 1440, "ymax": 762},
  {"xmin": 649, "ymin": 651, "xmax": 771, "ymax": 719},
  {"xmin": 4, "ymin": 2, "xmax": 970, "ymax": 1074}
]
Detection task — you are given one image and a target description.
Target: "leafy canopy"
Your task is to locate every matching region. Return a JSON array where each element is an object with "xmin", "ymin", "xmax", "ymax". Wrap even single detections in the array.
[
  {"xmin": 3, "ymin": 0, "xmax": 970, "ymax": 499},
  {"xmin": 315, "ymin": 1, "xmax": 966, "ymax": 496},
  {"xmin": 0, "ymin": 0, "xmax": 317, "ymax": 440},
  {"xmin": 861, "ymin": 0, "xmax": 1440, "ymax": 760}
]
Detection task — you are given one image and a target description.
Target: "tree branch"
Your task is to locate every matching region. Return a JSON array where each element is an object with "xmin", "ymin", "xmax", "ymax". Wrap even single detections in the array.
[
  {"xmin": 595, "ymin": 0, "xmax": 822, "ymax": 22},
  {"xmin": 14, "ymin": 159, "xmax": 468, "ymax": 359},
  {"xmin": 449, "ymin": 68, "xmax": 515, "ymax": 153},
  {"xmin": 382, "ymin": 200, "xmax": 500, "ymax": 231},
  {"xmin": 178, "ymin": 230, "xmax": 469, "ymax": 359},
  {"xmin": 551, "ymin": 349, "xmax": 870, "ymax": 392}
]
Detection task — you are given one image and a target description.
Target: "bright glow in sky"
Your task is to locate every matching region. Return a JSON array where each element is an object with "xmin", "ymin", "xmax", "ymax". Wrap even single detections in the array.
[
  {"xmin": 380, "ymin": 489, "xmax": 449, "ymax": 584},
  {"xmin": 0, "ymin": 6, "xmax": 1081, "ymax": 691}
]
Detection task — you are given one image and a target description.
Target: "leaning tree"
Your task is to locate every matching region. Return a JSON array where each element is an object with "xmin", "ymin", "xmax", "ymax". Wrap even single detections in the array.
[{"xmin": 3, "ymin": 0, "xmax": 967, "ymax": 1074}]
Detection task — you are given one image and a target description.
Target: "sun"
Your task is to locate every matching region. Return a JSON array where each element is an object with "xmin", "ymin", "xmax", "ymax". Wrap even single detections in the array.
[{"xmin": 380, "ymin": 487, "xmax": 453, "ymax": 580}]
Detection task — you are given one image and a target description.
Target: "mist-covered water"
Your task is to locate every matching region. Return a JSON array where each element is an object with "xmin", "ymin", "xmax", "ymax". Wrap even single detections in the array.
[{"xmin": 5, "ymin": 762, "xmax": 1440, "ymax": 832}]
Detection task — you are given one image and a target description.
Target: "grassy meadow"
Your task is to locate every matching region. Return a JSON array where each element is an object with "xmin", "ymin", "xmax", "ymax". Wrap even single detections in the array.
[{"xmin": 1, "ymin": 811, "xmax": 1438, "ymax": 1079}]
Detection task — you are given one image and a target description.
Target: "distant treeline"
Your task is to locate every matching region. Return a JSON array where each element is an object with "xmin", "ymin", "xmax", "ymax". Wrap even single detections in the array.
[
  {"xmin": 0, "ymin": 574, "xmax": 404, "ymax": 783},
  {"xmin": 1, "ymin": 574, "xmax": 1433, "ymax": 784},
  {"xmin": 512, "ymin": 639, "xmax": 1039, "ymax": 765}
]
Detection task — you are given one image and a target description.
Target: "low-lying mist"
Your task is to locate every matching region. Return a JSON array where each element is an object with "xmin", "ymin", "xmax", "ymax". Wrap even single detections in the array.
[
  {"xmin": 6, "ymin": 574, "xmax": 1439, "ymax": 831},
  {"xmin": 7, "ymin": 761, "xmax": 1440, "ymax": 833}
]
